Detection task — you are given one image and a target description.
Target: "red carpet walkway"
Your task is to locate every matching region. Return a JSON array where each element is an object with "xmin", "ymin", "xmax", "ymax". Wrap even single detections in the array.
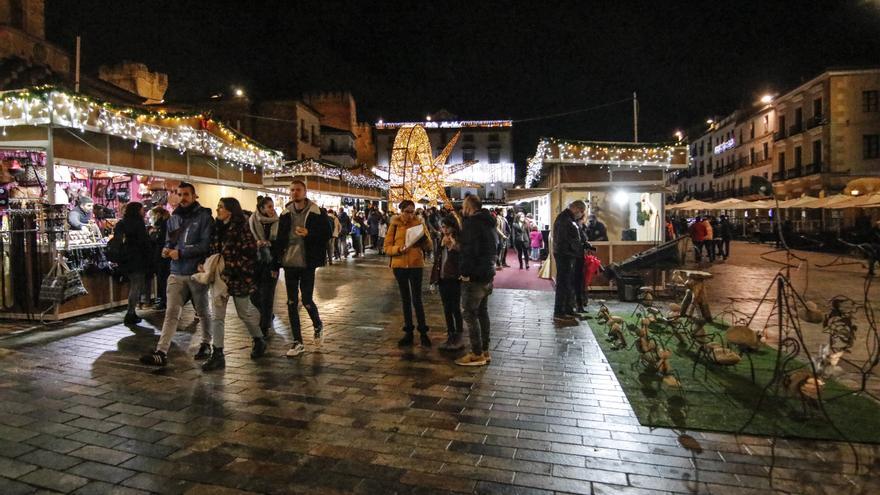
[{"xmin": 492, "ymin": 248, "xmax": 554, "ymax": 291}]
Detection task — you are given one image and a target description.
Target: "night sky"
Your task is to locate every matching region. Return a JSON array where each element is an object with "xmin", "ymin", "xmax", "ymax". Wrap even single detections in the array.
[{"xmin": 46, "ymin": 1, "xmax": 880, "ymax": 177}]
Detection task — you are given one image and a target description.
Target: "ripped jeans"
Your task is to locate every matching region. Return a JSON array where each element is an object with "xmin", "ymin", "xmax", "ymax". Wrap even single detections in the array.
[{"xmin": 283, "ymin": 266, "xmax": 321, "ymax": 344}]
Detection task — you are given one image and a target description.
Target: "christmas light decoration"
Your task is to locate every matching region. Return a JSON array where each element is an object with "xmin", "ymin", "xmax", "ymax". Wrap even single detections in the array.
[
  {"xmin": 387, "ymin": 125, "xmax": 460, "ymax": 209},
  {"xmin": 0, "ymin": 87, "xmax": 282, "ymax": 171},
  {"xmin": 525, "ymin": 138, "xmax": 688, "ymax": 187},
  {"xmin": 273, "ymin": 159, "xmax": 389, "ymax": 190},
  {"xmin": 375, "ymin": 119, "xmax": 512, "ymax": 130}
]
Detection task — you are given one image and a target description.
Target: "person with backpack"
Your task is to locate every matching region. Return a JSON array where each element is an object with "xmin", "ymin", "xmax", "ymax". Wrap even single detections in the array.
[
  {"xmin": 140, "ymin": 182, "xmax": 214, "ymax": 367},
  {"xmin": 200, "ymin": 197, "xmax": 266, "ymax": 371},
  {"xmin": 271, "ymin": 179, "xmax": 332, "ymax": 357},
  {"xmin": 111, "ymin": 202, "xmax": 151, "ymax": 325}
]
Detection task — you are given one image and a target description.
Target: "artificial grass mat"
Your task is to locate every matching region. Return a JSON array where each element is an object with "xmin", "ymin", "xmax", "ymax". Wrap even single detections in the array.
[{"xmin": 587, "ymin": 314, "xmax": 880, "ymax": 443}]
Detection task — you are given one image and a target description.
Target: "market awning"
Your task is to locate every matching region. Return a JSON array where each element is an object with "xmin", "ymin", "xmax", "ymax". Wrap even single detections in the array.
[
  {"xmin": 726, "ymin": 199, "xmax": 775, "ymax": 210},
  {"xmin": 829, "ymin": 192, "xmax": 880, "ymax": 209},
  {"xmin": 708, "ymin": 198, "xmax": 748, "ymax": 209},
  {"xmin": 777, "ymin": 195, "xmax": 820, "ymax": 208},
  {"xmin": 802, "ymin": 194, "xmax": 851, "ymax": 208},
  {"xmin": 506, "ymin": 188, "xmax": 550, "ymax": 203},
  {"xmin": 667, "ymin": 200, "xmax": 714, "ymax": 210}
]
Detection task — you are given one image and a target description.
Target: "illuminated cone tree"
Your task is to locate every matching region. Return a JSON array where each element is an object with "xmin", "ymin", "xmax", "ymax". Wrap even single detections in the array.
[{"xmin": 388, "ymin": 125, "xmax": 460, "ymax": 209}]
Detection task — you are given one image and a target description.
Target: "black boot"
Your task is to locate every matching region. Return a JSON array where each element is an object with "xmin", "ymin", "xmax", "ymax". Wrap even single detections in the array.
[
  {"xmin": 251, "ymin": 337, "xmax": 267, "ymax": 359},
  {"xmin": 201, "ymin": 347, "xmax": 225, "ymax": 371},
  {"xmin": 193, "ymin": 343, "xmax": 212, "ymax": 360},
  {"xmin": 398, "ymin": 328, "xmax": 414, "ymax": 347},
  {"xmin": 124, "ymin": 313, "xmax": 142, "ymax": 325},
  {"xmin": 420, "ymin": 332, "xmax": 432, "ymax": 348}
]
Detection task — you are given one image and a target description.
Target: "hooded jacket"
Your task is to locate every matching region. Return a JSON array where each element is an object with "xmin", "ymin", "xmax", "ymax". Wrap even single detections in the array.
[
  {"xmin": 459, "ymin": 208, "xmax": 497, "ymax": 283},
  {"xmin": 384, "ymin": 214, "xmax": 432, "ymax": 268},
  {"xmin": 165, "ymin": 201, "xmax": 214, "ymax": 276},
  {"xmin": 272, "ymin": 199, "xmax": 331, "ymax": 270},
  {"xmin": 113, "ymin": 215, "xmax": 151, "ymax": 274}
]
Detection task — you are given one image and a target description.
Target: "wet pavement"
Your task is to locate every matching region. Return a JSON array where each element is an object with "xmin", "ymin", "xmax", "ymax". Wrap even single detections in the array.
[{"xmin": 0, "ymin": 246, "xmax": 879, "ymax": 494}]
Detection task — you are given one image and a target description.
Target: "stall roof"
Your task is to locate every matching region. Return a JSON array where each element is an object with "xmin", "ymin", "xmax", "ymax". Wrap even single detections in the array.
[
  {"xmin": 802, "ymin": 194, "xmax": 851, "ymax": 208},
  {"xmin": 667, "ymin": 200, "xmax": 714, "ymax": 210},
  {"xmin": 506, "ymin": 188, "xmax": 551, "ymax": 203},
  {"xmin": 829, "ymin": 192, "xmax": 880, "ymax": 209},
  {"xmin": 269, "ymin": 158, "xmax": 389, "ymax": 190},
  {"xmin": 776, "ymin": 195, "xmax": 820, "ymax": 208},
  {"xmin": 526, "ymin": 138, "xmax": 688, "ymax": 187},
  {"xmin": 0, "ymin": 87, "xmax": 282, "ymax": 171}
]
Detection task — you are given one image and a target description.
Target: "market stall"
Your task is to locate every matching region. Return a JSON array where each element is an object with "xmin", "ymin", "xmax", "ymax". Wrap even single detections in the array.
[
  {"xmin": 523, "ymin": 138, "xmax": 688, "ymax": 289},
  {"xmin": 264, "ymin": 158, "xmax": 389, "ymax": 212},
  {"xmin": 0, "ymin": 87, "xmax": 282, "ymax": 320}
]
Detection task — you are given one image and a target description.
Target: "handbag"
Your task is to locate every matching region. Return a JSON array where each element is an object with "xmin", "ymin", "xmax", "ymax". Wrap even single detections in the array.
[
  {"xmin": 16, "ymin": 160, "xmax": 46, "ymax": 189},
  {"xmin": 116, "ymin": 187, "xmax": 131, "ymax": 203},
  {"xmin": 39, "ymin": 263, "xmax": 66, "ymax": 304},
  {"xmin": 10, "ymin": 186, "xmax": 43, "ymax": 199},
  {"xmin": 104, "ymin": 186, "xmax": 116, "ymax": 201},
  {"xmin": 62, "ymin": 268, "xmax": 88, "ymax": 301}
]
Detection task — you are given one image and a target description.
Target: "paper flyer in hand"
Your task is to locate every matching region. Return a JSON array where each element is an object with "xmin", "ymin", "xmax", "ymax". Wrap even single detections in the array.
[{"xmin": 404, "ymin": 224, "xmax": 426, "ymax": 249}]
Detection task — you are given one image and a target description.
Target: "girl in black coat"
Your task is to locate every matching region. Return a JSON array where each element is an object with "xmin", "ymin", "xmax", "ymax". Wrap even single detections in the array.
[{"xmin": 114, "ymin": 202, "xmax": 151, "ymax": 325}]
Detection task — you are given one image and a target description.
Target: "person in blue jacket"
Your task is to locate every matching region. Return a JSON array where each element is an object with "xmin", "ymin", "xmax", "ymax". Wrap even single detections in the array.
[{"xmin": 141, "ymin": 182, "xmax": 214, "ymax": 366}]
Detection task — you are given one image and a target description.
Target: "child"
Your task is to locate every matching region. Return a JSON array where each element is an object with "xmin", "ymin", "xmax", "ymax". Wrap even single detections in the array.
[
  {"xmin": 431, "ymin": 216, "xmax": 464, "ymax": 351},
  {"xmin": 528, "ymin": 225, "xmax": 543, "ymax": 261}
]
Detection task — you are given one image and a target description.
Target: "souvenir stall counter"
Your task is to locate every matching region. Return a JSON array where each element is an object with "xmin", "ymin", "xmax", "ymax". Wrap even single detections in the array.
[
  {"xmin": 0, "ymin": 87, "xmax": 283, "ymax": 320},
  {"xmin": 521, "ymin": 138, "xmax": 689, "ymax": 290}
]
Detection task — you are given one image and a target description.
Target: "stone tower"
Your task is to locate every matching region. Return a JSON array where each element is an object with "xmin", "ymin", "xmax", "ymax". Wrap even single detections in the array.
[{"xmin": 98, "ymin": 61, "xmax": 168, "ymax": 104}]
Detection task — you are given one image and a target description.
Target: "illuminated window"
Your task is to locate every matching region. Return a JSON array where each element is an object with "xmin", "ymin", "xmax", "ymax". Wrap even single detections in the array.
[{"xmin": 488, "ymin": 148, "xmax": 500, "ymax": 164}]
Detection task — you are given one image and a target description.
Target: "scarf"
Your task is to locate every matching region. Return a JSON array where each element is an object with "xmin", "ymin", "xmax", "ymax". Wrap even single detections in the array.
[{"xmin": 248, "ymin": 209, "xmax": 280, "ymax": 241}]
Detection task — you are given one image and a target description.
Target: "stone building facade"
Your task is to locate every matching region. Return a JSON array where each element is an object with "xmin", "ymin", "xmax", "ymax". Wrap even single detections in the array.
[
  {"xmin": 0, "ymin": 0, "xmax": 69, "ymax": 74},
  {"xmin": 670, "ymin": 68, "xmax": 880, "ymax": 200},
  {"xmin": 97, "ymin": 62, "xmax": 168, "ymax": 104}
]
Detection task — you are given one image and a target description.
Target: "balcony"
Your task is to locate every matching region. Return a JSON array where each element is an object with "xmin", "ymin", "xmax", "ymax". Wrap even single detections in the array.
[
  {"xmin": 785, "ymin": 166, "xmax": 803, "ymax": 179},
  {"xmin": 804, "ymin": 161, "xmax": 828, "ymax": 175},
  {"xmin": 737, "ymin": 157, "xmax": 748, "ymax": 169},
  {"xmin": 773, "ymin": 130, "xmax": 786, "ymax": 141},
  {"xmin": 806, "ymin": 115, "xmax": 826, "ymax": 130},
  {"xmin": 772, "ymin": 171, "xmax": 784, "ymax": 181},
  {"xmin": 788, "ymin": 123, "xmax": 804, "ymax": 136}
]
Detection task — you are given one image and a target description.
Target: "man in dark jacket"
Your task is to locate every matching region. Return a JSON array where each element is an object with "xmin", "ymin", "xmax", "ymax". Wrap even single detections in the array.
[
  {"xmin": 337, "ymin": 210, "xmax": 352, "ymax": 257},
  {"xmin": 368, "ymin": 207, "xmax": 381, "ymax": 252},
  {"xmin": 455, "ymin": 195, "xmax": 497, "ymax": 367},
  {"xmin": 553, "ymin": 200, "xmax": 586, "ymax": 323},
  {"xmin": 272, "ymin": 179, "xmax": 331, "ymax": 357},
  {"xmin": 141, "ymin": 183, "xmax": 214, "ymax": 366},
  {"xmin": 718, "ymin": 215, "xmax": 733, "ymax": 260}
]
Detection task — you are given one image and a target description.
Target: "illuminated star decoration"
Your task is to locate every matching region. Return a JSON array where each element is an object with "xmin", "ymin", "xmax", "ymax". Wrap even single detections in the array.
[{"xmin": 388, "ymin": 125, "xmax": 460, "ymax": 209}]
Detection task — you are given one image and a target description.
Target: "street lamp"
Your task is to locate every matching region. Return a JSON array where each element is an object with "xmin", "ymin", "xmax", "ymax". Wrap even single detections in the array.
[
  {"xmin": 760, "ymin": 94, "xmax": 773, "ymax": 104},
  {"xmin": 674, "ymin": 130, "xmax": 684, "ymax": 142},
  {"xmin": 234, "ymin": 88, "xmax": 245, "ymax": 97}
]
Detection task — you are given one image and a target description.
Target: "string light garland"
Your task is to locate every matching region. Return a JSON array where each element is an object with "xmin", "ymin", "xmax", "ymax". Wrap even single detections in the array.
[
  {"xmin": 0, "ymin": 87, "xmax": 283, "ymax": 171},
  {"xmin": 274, "ymin": 159, "xmax": 389, "ymax": 190},
  {"xmin": 525, "ymin": 137, "xmax": 688, "ymax": 187}
]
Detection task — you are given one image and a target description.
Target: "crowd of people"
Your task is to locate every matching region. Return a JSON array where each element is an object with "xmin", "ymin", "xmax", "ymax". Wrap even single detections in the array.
[
  {"xmin": 109, "ymin": 180, "xmax": 522, "ymax": 371},
  {"xmin": 665, "ymin": 214, "xmax": 734, "ymax": 262}
]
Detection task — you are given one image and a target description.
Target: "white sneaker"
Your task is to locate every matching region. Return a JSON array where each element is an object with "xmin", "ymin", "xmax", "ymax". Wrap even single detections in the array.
[{"xmin": 286, "ymin": 342, "xmax": 305, "ymax": 357}]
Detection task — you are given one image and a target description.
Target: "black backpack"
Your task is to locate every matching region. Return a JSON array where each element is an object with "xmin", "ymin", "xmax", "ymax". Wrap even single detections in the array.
[{"xmin": 106, "ymin": 232, "xmax": 127, "ymax": 264}]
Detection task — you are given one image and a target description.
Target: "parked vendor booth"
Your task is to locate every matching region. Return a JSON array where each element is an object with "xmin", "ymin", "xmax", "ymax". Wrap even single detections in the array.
[
  {"xmin": 521, "ymin": 138, "xmax": 688, "ymax": 289},
  {"xmin": 0, "ymin": 88, "xmax": 282, "ymax": 320}
]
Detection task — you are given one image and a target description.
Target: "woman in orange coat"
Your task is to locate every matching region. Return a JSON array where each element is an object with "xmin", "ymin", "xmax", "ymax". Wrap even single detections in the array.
[{"xmin": 384, "ymin": 200, "xmax": 434, "ymax": 347}]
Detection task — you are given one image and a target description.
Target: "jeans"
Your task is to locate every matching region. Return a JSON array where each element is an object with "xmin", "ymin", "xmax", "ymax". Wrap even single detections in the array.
[
  {"xmin": 327, "ymin": 238, "xmax": 336, "ymax": 262},
  {"xmin": 393, "ymin": 267, "xmax": 427, "ymax": 332},
  {"xmin": 462, "ymin": 280, "xmax": 492, "ymax": 354},
  {"xmin": 352, "ymin": 235, "xmax": 363, "ymax": 256},
  {"xmin": 370, "ymin": 233, "xmax": 379, "ymax": 251},
  {"xmin": 530, "ymin": 247, "xmax": 541, "ymax": 260},
  {"xmin": 720, "ymin": 238, "xmax": 731, "ymax": 259},
  {"xmin": 496, "ymin": 241, "xmax": 508, "ymax": 266},
  {"xmin": 554, "ymin": 255, "xmax": 575, "ymax": 316},
  {"xmin": 438, "ymin": 278, "xmax": 463, "ymax": 336},
  {"xmin": 252, "ymin": 266, "xmax": 278, "ymax": 331},
  {"xmin": 126, "ymin": 272, "xmax": 146, "ymax": 315},
  {"xmin": 514, "ymin": 240, "xmax": 529, "ymax": 268},
  {"xmin": 573, "ymin": 255, "xmax": 586, "ymax": 309},
  {"xmin": 211, "ymin": 293, "xmax": 263, "ymax": 347},
  {"xmin": 338, "ymin": 235, "xmax": 349, "ymax": 257},
  {"xmin": 157, "ymin": 274, "xmax": 212, "ymax": 353},
  {"xmin": 284, "ymin": 266, "xmax": 321, "ymax": 344}
]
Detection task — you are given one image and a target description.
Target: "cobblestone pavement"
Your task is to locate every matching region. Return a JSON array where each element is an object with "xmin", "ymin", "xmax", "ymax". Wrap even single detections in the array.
[{"xmin": 1, "ymin": 251, "xmax": 879, "ymax": 494}]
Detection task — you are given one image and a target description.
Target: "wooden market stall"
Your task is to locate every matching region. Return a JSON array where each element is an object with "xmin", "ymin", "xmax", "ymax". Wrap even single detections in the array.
[
  {"xmin": 0, "ymin": 87, "xmax": 282, "ymax": 320},
  {"xmin": 520, "ymin": 138, "xmax": 688, "ymax": 290}
]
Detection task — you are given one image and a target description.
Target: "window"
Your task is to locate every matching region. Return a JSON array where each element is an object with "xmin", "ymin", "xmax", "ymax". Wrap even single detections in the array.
[
  {"xmin": 813, "ymin": 97, "xmax": 823, "ymax": 118},
  {"xmin": 463, "ymin": 148, "xmax": 475, "ymax": 162},
  {"xmin": 794, "ymin": 108, "xmax": 803, "ymax": 128},
  {"xmin": 812, "ymin": 140, "xmax": 822, "ymax": 164},
  {"xmin": 488, "ymin": 133, "xmax": 500, "ymax": 142},
  {"xmin": 750, "ymin": 148, "xmax": 756, "ymax": 164},
  {"xmin": 794, "ymin": 146, "xmax": 802, "ymax": 167},
  {"xmin": 763, "ymin": 115, "xmax": 770, "ymax": 133},
  {"xmin": 738, "ymin": 129, "xmax": 743, "ymax": 144},
  {"xmin": 778, "ymin": 152, "xmax": 786, "ymax": 171},
  {"xmin": 778, "ymin": 115, "xmax": 786, "ymax": 133},
  {"xmin": 865, "ymin": 135, "xmax": 880, "ymax": 159},
  {"xmin": 488, "ymin": 148, "xmax": 501, "ymax": 163},
  {"xmin": 763, "ymin": 143, "xmax": 769, "ymax": 161},
  {"xmin": 750, "ymin": 122, "xmax": 755, "ymax": 140},
  {"xmin": 863, "ymin": 91, "xmax": 879, "ymax": 112}
]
